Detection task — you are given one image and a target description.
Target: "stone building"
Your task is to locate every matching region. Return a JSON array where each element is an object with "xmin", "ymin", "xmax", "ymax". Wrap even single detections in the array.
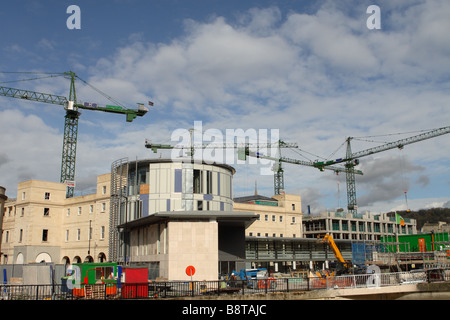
[
  {"xmin": 1, "ymin": 175, "xmax": 110, "ymax": 265},
  {"xmin": 233, "ymin": 193, "xmax": 303, "ymax": 238}
]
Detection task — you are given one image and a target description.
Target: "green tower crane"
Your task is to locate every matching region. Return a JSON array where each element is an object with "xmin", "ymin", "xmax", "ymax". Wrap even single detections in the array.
[
  {"xmin": 0, "ymin": 71, "xmax": 149, "ymax": 197},
  {"xmin": 315, "ymin": 126, "xmax": 450, "ymax": 214}
]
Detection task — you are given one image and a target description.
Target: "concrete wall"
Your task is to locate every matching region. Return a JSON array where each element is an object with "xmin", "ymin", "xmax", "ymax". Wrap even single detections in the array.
[{"xmin": 167, "ymin": 220, "xmax": 219, "ymax": 281}]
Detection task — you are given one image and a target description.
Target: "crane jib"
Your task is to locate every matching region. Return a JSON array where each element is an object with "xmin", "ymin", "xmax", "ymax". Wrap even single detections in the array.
[{"xmin": 0, "ymin": 86, "xmax": 67, "ymax": 105}]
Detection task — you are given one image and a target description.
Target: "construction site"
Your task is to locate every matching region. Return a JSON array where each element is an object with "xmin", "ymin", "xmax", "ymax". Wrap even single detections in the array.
[{"xmin": 0, "ymin": 69, "xmax": 449, "ymax": 301}]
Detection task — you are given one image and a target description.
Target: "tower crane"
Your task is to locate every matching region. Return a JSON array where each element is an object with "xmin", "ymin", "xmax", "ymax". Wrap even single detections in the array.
[
  {"xmin": 243, "ymin": 148, "xmax": 363, "ymax": 195},
  {"xmin": 145, "ymin": 128, "xmax": 298, "ymax": 194},
  {"xmin": 314, "ymin": 126, "xmax": 450, "ymax": 214},
  {"xmin": 0, "ymin": 71, "xmax": 149, "ymax": 197},
  {"xmin": 145, "ymin": 134, "xmax": 298, "ymax": 160},
  {"xmin": 146, "ymin": 128, "xmax": 359, "ymax": 195}
]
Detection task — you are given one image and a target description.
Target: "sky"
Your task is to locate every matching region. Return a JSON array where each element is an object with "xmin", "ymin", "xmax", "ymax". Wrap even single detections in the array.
[{"xmin": 0, "ymin": 0, "xmax": 449, "ymax": 215}]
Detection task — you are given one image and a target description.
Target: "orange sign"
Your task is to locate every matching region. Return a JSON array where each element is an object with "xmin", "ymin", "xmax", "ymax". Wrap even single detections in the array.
[{"xmin": 186, "ymin": 265, "xmax": 196, "ymax": 277}]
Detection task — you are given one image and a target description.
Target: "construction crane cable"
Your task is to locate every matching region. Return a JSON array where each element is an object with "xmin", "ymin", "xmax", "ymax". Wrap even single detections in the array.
[
  {"xmin": 351, "ymin": 128, "xmax": 436, "ymax": 140},
  {"xmin": 0, "ymin": 74, "xmax": 65, "ymax": 84},
  {"xmin": 325, "ymin": 139, "xmax": 347, "ymax": 160},
  {"xmin": 291, "ymin": 147, "xmax": 324, "ymax": 162},
  {"xmin": 75, "ymin": 75, "xmax": 127, "ymax": 109}
]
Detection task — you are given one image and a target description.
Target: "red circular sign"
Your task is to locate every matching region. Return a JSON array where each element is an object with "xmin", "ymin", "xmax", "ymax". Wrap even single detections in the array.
[{"xmin": 186, "ymin": 265, "xmax": 196, "ymax": 276}]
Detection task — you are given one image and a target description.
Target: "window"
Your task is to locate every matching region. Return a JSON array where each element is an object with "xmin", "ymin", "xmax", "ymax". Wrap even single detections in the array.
[
  {"xmin": 43, "ymin": 208, "xmax": 50, "ymax": 216},
  {"xmin": 193, "ymin": 170, "xmax": 202, "ymax": 194},
  {"xmin": 42, "ymin": 229, "xmax": 48, "ymax": 242},
  {"xmin": 102, "ymin": 185, "xmax": 107, "ymax": 194},
  {"xmin": 45, "ymin": 192, "xmax": 50, "ymax": 200},
  {"xmin": 67, "ymin": 208, "xmax": 70, "ymax": 216},
  {"xmin": 280, "ymin": 216, "xmax": 283, "ymax": 222},
  {"xmin": 22, "ymin": 192, "xmax": 26, "ymax": 200},
  {"xmin": 101, "ymin": 202, "xmax": 106, "ymax": 212},
  {"xmin": 66, "ymin": 230, "xmax": 69, "ymax": 242},
  {"xmin": 292, "ymin": 204, "xmax": 295, "ymax": 210},
  {"xmin": 265, "ymin": 215, "xmax": 268, "ymax": 221},
  {"xmin": 77, "ymin": 229, "xmax": 81, "ymax": 241},
  {"xmin": 101, "ymin": 226, "xmax": 105, "ymax": 239},
  {"xmin": 19, "ymin": 229, "xmax": 23, "ymax": 242},
  {"xmin": 197, "ymin": 200, "xmax": 203, "ymax": 211},
  {"xmin": 292, "ymin": 217, "xmax": 296, "ymax": 223},
  {"xmin": 272, "ymin": 215, "xmax": 275, "ymax": 222},
  {"xmin": 174, "ymin": 169, "xmax": 182, "ymax": 193},
  {"xmin": 89, "ymin": 205, "xmax": 94, "ymax": 213},
  {"xmin": 78, "ymin": 207, "xmax": 82, "ymax": 215},
  {"xmin": 21, "ymin": 208, "xmax": 24, "ymax": 217},
  {"xmin": 206, "ymin": 171, "xmax": 212, "ymax": 194}
]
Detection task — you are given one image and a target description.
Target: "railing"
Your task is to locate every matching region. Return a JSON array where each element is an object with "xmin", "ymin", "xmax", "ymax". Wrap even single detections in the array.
[{"xmin": 1, "ymin": 268, "xmax": 449, "ymax": 300}]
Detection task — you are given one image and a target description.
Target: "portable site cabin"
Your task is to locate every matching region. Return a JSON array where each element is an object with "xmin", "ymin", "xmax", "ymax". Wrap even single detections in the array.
[
  {"xmin": 381, "ymin": 232, "xmax": 450, "ymax": 253},
  {"xmin": 70, "ymin": 262, "xmax": 120, "ymax": 297}
]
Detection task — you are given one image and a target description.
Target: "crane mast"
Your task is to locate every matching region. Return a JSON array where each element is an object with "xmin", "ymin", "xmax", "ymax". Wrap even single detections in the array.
[{"xmin": 321, "ymin": 126, "xmax": 450, "ymax": 214}]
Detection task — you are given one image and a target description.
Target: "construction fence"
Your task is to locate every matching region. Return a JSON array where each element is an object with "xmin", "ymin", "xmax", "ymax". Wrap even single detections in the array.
[{"xmin": 1, "ymin": 268, "xmax": 449, "ymax": 300}]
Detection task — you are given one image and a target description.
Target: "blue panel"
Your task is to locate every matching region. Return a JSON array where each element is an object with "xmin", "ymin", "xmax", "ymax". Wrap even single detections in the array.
[
  {"xmin": 217, "ymin": 172, "xmax": 220, "ymax": 195},
  {"xmin": 141, "ymin": 193, "xmax": 149, "ymax": 217},
  {"xmin": 203, "ymin": 194, "xmax": 213, "ymax": 201},
  {"xmin": 220, "ymin": 202, "xmax": 224, "ymax": 211},
  {"xmin": 352, "ymin": 243, "xmax": 366, "ymax": 267},
  {"xmin": 174, "ymin": 169, "xmax": 182, "ymax": 192},
  {"xmin": 167, "ymin": 198, "xmax": 171, "ymax": 211}
]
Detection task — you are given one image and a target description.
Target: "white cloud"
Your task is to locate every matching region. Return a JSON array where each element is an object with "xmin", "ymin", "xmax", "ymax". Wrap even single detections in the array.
[
  {"xmin": 1, "ymin": 1, "xmax": 449, "ymax": 211},
  {"xmin": 0, "ymin": 108, "xmax": 61, "ymax": 196}
]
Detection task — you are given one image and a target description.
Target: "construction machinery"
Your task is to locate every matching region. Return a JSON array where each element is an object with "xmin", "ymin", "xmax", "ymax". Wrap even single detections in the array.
[
  {"xmin": 246, "ymin": 126, "xmax": 450, "ymax": 213},
  {"xmin": 0, "ymin": 71, "xmax": 149, "ymax": 197},
  {"xmin": 244, "ymin": 148, "xmax": 363, "ymax": 196},
  {"xmin": 230, "ymin": 268, "xmax": 277, "ymax": 289},
  {"xmin": 145, "ymin": 126, "xmax": 298, "ymax": 163},
  {"xmin": 315, "ymin": 126, "xmax": 450, "ymax": 214},
  {"xmin": 319, "ymin": 234, "xmax": 352, "ymax": 275}
]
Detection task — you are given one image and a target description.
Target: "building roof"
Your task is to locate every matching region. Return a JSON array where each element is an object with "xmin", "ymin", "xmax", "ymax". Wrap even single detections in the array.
[
  {"xmin": 120, "ymin": 158, "xmax": 236, "ymax": 174},
  {"xmin": 233, "ymin": 194, "xmax": 277, "ymax": 204},
  {"xmin": 118, "ymin": 210, "xmax": 259, "ymax": 230}
]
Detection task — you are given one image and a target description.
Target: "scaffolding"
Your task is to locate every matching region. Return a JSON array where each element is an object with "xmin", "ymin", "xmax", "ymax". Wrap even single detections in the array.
[
  {"xmin": 353, "ymin": 239, "xmax": 450, "ymax": 271},
  {"xmin": 109, "ymin": 158, "xmax": 129, "ymax": 262}
]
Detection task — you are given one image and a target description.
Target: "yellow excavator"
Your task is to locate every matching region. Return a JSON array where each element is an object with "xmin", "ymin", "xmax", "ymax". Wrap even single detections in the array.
[{"xmin": 318, "ymin": 234, "xmax": 352, "ymax": 276}]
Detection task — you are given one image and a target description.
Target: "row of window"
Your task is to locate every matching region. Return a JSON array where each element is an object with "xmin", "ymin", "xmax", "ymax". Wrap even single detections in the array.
[
  {"xmin": 66, "ymin": 203, "xmax": 107, "ymax": 216},
  {"xmin": 4, "ymin": 203, "xmax": 108, "ymax": 218},
  {"xmin": 248, "ymin": 233, "xmax": 298, "ymax": 238},
  {"xmin": 260, "ymin": 215, "xmax": 297, "ymax": 223},
  {"xmin": 20, "ymin": 186, "xmax": 108, "ymax": 201},
  {"xmin": 2, "ymin": 227, "xmax": 106, "ymax": 243},
  {"xmin": 65, "ymin": 227, "xmax": 106, "ymax": 242}
]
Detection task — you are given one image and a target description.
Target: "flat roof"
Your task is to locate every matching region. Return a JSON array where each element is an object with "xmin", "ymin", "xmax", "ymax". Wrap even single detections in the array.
[
  {"xmin": 118, "ymin": 210, "xmax": 259, "ymax": 230},
  {"xmin": 121, "ymin": 158, "xmax": 236, "ymax": 174}
]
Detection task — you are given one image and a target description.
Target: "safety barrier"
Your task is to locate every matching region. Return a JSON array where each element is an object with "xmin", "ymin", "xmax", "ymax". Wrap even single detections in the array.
[{"xmin": 1, "ymin": 268, "xmax": 449, "ymax": 300}]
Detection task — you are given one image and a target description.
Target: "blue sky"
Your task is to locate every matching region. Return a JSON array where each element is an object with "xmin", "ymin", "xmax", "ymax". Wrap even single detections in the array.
[{"xmin": 0, "ymin": 0, "xmax": 449, "ymax": 214}]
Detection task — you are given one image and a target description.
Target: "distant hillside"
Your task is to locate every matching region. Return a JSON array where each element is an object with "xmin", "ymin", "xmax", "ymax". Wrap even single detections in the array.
[{"xmin": 387, "ymin": 208, "xmax": 450, "ymax": 231}]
